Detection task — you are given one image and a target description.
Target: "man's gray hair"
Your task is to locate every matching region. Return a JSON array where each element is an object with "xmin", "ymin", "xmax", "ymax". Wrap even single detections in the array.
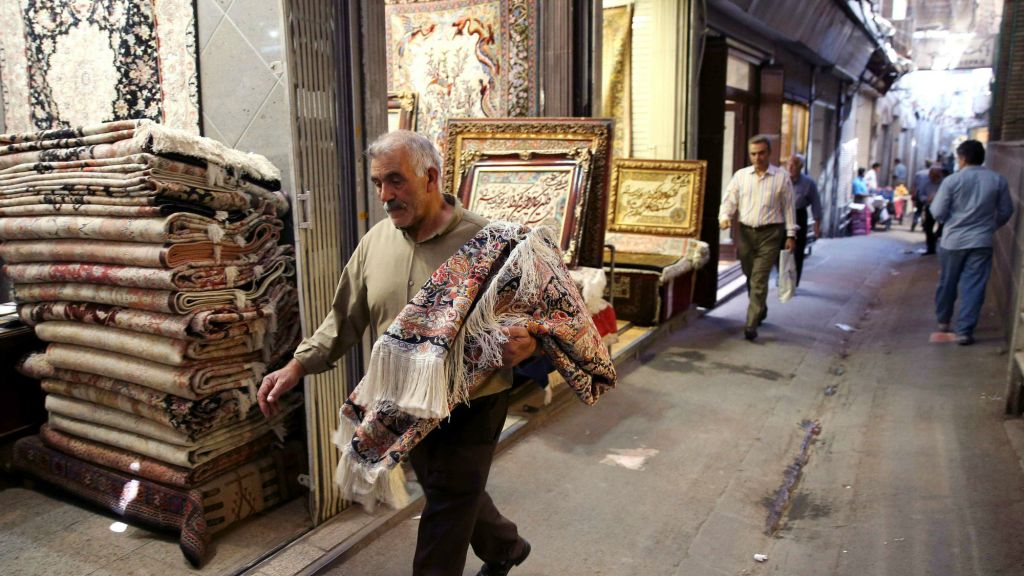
[
  {"xmin": 790, "ymin": 153, "xmax": 806, "ymax": 169},
  {"xmin": 748, "ymin": 134, "xmax": 772, "ymax": 152},
  {"xmin": 366, "ymin": 130, "xmax": 442, "ymax": 177}
]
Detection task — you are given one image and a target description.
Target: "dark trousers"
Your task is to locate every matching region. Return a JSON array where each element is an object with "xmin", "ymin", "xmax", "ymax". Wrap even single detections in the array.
[
  {"xmin": 923, "ymin": 206, "xmax": 943, "ymax": 254},
  {"xmin": 794, "ymin": 208, "xmax": 809, "ymax": 286},
  {"xmin": 737, "ymin": 223, "xmax": 786, "ymax": 330},
  {"xmin": 408, "ymin": 390, "xmax": 524, "ymax": 576}
]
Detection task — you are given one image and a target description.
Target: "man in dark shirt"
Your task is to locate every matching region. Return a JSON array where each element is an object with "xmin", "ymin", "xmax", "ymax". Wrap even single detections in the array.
[
  {"xmin": 786, "ymin": 154, "xmax": 822, "ymax": 286},
  {"xmin": 910, "ymin": 160, "xmax": 932, "ymax": 232}
]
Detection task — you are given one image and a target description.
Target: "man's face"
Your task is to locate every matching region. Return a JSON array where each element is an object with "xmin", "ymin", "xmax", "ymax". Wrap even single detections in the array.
[
  {"xmin": 370, "ymin": 149, "xmax": 436, "ymax": 231},
  {"xmin": 749, "ymin": 142, "xmax": 770, "ymax": 171},
  {"xmin": 786, "ymin": 156, "xmax": 802, "ymax": 180}
]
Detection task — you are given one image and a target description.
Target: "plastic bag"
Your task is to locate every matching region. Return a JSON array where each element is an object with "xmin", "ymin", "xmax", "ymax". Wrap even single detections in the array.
[{"xmin": 778, "ymin": 249, "xmax": 796, "ymax": 303}]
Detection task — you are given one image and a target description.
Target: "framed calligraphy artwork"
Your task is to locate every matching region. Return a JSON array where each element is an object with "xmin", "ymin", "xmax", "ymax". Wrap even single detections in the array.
[
  {"xmin": 387, "ymin": 91, "xmax": 418, "ymax": 132},
  {"xmin": 443, "ymin": 117, "xmax": 613, "ymax": 268},
  {"xmin": 457, "ymin": 149, "xmax": 592, "ymax": 266},
  {"xmin": 607, "ymin": 159, "xmax": 707, "ymax": 237}
]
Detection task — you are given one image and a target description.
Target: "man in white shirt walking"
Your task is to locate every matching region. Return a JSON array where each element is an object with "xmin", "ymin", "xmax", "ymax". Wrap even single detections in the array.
[{"xmin": 720, "ymin": 134, "xmax": 797, "ymax": 341}]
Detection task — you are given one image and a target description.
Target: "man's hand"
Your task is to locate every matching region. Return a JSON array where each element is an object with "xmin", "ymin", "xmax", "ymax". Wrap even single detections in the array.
[
  {"xmin": 258, "ymin": 358, "xmax": 306, "ymax": 418},
  {"xmin": 500, "ymin": 326, "xmax": 538, "ymax": 367},
  {"xmin": 719, "ymin": 219, "xmax": 731, "ymax": 230},
  {"xmin": 813, "ymin": 222, "xmax": 821, "ymax": 238},
  {"xmin": 785, "ymin": 237, "xmax": 796, "ymax": 252}
]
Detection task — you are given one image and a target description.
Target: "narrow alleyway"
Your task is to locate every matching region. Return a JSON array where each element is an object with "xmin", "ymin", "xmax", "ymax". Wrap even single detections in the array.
[{"xmin": 326, "ymin": 227, "xmax": 1024, "ymax": 576}]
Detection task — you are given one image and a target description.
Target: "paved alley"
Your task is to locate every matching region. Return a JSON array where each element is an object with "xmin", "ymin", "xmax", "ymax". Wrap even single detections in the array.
[{"xmin": 325, "ymin": 227, "xmax": 1024, "ymax": 576}]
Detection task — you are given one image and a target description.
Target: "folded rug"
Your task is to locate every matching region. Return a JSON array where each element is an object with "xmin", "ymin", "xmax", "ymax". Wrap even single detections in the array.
[
  {"xmin": 0, "ymin": 122, "xmax": 281, "ymax": 192},
  {"xmin": 21, "ymin": 353, "xmax": 246, "ymax": 437},
  {"xmin": 0, "ymin": 119, "xmax": 147, "ymax": 145},
  {"xmin": 34, "ymin": 321, "xmax": 261, "ymax": 365},
  {"xmin": 44, "ymin": 343, "xmax": 263, "ymax": 399},
  {"xmin": 18, "ymin": 300, "xmax": 273, "ymax": 341},
  {"xmin": 0, "ymin": 128, "xmax": 137, "ymax": 155},
  {"xmin": 13, "ymin": 256, "xmax": 294, "ymax": 313},
  {"xmin": 45, "ymin": 395, "xmax": 300, "ymax": 467},
  {"xmin": 0, "ymin": 209, "xmax": 274, "ymax": 243},
  {"xmin": 335, "ymin": 223, "xmax": 617, "ymax": 510},
  {"xmin": 39, "ymin": 424, "xmax": 276, "ymax": 488},
  {"xmin": 13, "ymin": 434, "xmax": 306, "ymax": 567},
  {"xmin": 0, "ymin": 222, "xmax": 280, "ymax": 267},
  {"xmin": 5, "ymin": 246, "xmax": 284, "ymax": 291}
]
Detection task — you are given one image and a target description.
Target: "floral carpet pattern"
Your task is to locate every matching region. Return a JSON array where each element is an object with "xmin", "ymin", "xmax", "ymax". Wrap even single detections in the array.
[{"xmin": 0, "ymin": 1, "xmax": 200, "ymax": 133}]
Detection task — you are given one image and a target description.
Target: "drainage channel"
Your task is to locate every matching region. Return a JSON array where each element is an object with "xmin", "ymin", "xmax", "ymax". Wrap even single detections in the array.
[{"xmin": 764, "ymin": 419, "xmax": 822, "ymax": 535}]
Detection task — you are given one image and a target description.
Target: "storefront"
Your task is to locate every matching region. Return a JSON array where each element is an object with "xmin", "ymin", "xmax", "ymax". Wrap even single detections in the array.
[{"xmin": 0, "ymin": 0, "xmax": 716, "ymax": 573}]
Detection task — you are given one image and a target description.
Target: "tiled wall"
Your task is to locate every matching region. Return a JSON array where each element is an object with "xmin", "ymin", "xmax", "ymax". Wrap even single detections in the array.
[{"xmin": 197, "ymin": 0, "xmax": 295, "ymax": 195}]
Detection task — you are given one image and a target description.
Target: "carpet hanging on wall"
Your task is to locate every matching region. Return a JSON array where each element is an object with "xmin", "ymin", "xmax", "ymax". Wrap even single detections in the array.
[
  {"xmin": 0, "ymin": 0, "xmax": 201, "ymax": 133},
  {"xmin": 384, "ymin": 0, "xmax": 539, "ymax": 147}
]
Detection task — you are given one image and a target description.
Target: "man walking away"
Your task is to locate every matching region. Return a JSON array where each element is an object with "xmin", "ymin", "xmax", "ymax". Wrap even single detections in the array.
[
  {"xmin": 786, "ymin": 154, "xmax": 822, "ymax": 286},
  {"xmin": 920, "ymin": 166, "xmax": 946, "ymax": 255},
  {"xmin": 892, "ymin": 158, "xmax": 907, "ymax": 188},
  {"xmin": 720, "ymin": 134, "xmax": 797, "ymax": 341},
  {"xmin": 930, "ymin": 140, "xmax": 1014, "ymax": 345},
  {"xmin": 910, "ymin": 160, "xmax": 932, "ymax": 231}
]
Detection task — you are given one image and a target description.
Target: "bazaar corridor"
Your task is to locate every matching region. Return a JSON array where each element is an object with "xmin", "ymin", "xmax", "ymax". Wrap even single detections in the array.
[{"xmin": 326, "ymin": 226, "xmax": 1024, "ymax": 576}]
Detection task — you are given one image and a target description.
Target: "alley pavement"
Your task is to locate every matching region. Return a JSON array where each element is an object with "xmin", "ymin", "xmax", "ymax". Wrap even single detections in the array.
[{"xmin": 325, "ymin": 226, "xmax": 1024, "ymax": 576}]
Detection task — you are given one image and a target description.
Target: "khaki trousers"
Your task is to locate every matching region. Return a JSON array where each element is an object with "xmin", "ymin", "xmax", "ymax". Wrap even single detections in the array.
[{"xmin": 737, "ymin": 223, "xmax": 786, "ymax": 330}]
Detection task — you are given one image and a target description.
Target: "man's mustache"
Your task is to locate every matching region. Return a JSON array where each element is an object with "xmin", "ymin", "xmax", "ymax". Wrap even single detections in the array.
[{"xmin": 384, "ymin": 200, "xmax": 408, "ymax": 213}]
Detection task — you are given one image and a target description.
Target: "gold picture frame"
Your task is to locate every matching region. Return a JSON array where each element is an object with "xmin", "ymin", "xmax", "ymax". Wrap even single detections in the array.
[
  {"xmin": 607, "ymin": 158, "xmax": 707, "ymax": 237},
  {"xmin": 443, "ymin": 118, "xmax": 613, "ymax": 268},
  {"xmin": 457, "ymin": 148, "xmax": 593, "ymax": 266},
  {"xmin": 387, "ymin": 91, "xmax": 418, "ymax": 132}
]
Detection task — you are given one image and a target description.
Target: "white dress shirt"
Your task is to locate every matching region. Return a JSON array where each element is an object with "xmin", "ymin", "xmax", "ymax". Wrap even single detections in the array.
[{"xmin": 719, "ymin": 164, "xmax": 797, "ymax": 237}]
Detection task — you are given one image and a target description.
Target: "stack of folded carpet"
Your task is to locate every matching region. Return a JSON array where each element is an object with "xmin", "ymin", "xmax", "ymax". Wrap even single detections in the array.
[{"xmin": 0, "ymin": 120, "xmax": 305, "ymax": 566}]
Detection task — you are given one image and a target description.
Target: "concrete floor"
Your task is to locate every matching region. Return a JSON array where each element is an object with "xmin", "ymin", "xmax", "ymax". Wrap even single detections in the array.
[{"xmin": 328, "ymin": 227, "xmax": 1024, "ymax": 576}]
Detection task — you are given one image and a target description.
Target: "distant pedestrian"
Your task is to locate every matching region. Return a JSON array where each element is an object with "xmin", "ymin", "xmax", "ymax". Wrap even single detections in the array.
[
  {"xmin": 910, "ymin": 160, "xmax": 932, "ymax": 231},
  {"xmin": 853, "ymin": 168, "xmax": 868, "ymax": 197},
  {"xmin": 930, "ymin": 140, "xmax": 1014, "ymax": 345},
  {"xmin": 921, "ymin": 166, "xmax": 945, "ymax": 255},
  {"xmin": 865, "ymin": 162, "xmax": 880, "ymax": 193},
  {"xmin": 719, "ymin": 134, "xmax": 797, "ymax": 341},
  {"xmin": 786, "ymin": 154, "xmax": 822, "ymax": 286},
  {"xmin": 892, "ymin": 158, "xmax": 907, "ymax": 187}
]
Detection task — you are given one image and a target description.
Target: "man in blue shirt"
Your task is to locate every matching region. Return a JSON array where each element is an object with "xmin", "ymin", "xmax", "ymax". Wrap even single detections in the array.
[
  {"xmin": 892, "ymin": 158, "xmax": 907, "ymax": 187},
  {"xmin": 930, "ymin": 140, "xmax": 1014, "ymax": 345},
  {"xmin": 852, "ymin": 168, "xmax": 868, "ymax": 197}
]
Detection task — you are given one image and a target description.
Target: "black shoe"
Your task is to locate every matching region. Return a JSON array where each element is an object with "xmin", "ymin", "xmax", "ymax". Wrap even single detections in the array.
[
  {"xmin": 744, "ymin": 328, "xmax": 758, "ymax": 341},
  {"xmin": 957, "ymin": 334, "xmax": 975, "ymax": 346},
  {"xmin": 477, "ymin": 540, "xmax": 531, "ymax": 576}
]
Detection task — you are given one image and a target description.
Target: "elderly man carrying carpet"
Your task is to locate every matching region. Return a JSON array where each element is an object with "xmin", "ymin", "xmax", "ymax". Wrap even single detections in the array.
[{"xmin": 258, "ymin": 131, "xmax": 616, "ymax": 576}]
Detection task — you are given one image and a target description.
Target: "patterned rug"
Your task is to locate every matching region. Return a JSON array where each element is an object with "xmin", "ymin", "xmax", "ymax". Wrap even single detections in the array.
[
  {"xmin": 21, "ymin": 352, "xmax": 247, "ymax": 437},
  {"xmin": 5, "ymin": 245, "xmax": 288, "ymax": 293},
  {"xmin": 0, "ymin": 122, "xmax": 281, "ymax": 191},
  {"xmin": 385, "ymin": 0, "xmax": 538, "ymax": 146},
  {"xmin": 39, "ymin": 424, "xmax": 276, "ymax": 488},
  {"xmin": 13, "ymin": 435, "xmax": 307, "ymax": 567},
  {"xmin": 18, "ymin": 300, "xmax": 273, "ymax": 341},
  {"xmin": 12, "ymin": 256, "xmax": 295, "ymax": 314},
  {"xmin": 44, "ymin": 394, "xmax": 301, "ymax": 468},
  {"xmin": 33, "ymin": 321, "xmax": 261, "ymax": 366},
  {"xmin": 42, "ymin": 343, "xmax": 263, "ymax": 400},
  {"xmin": 0, "ymin": 0, "xmax": 202, "ymax": 134}
]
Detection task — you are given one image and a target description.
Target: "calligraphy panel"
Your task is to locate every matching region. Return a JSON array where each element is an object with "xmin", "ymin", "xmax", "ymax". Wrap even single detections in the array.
[
  {"xmin": 607, "ymin": 159, "xmax": 707, "ymax": 237},
  {"xmin": 457, "ymin": 150, "xmax": 592, "ymax": 266}
]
